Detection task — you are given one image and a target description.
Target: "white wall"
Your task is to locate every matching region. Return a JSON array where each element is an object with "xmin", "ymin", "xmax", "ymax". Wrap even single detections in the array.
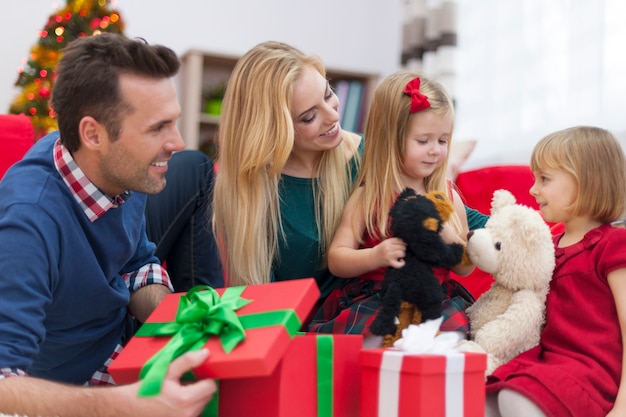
[
  {"xmin": 5, "ymin": 1, "xmax": 624, "ymax": 170},
  {"xmin": 0, "ymin": 0, "xmax": 403, "ymax": 114},
  {"xmin": 454, "ymin": 0, "xmax": 626, "ymax": 170}
]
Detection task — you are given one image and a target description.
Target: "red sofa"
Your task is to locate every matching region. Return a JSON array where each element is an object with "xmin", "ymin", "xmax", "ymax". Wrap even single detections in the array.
[
  {"xmin": 452, "ymin": 165, "xmax": 539, "ymax": 298},
  {"xmin": 0, "ymin": 114, "xmax": 34, "ymax": 179},
  {"xmin": 456, "ymin": 165, "xmax": 538, "ymax": 215}
]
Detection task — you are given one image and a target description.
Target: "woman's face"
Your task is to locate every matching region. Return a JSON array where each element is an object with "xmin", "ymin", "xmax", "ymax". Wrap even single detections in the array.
[{"xmin": 291, "ymin": 65, "xmax": 343, "ymax": 153}]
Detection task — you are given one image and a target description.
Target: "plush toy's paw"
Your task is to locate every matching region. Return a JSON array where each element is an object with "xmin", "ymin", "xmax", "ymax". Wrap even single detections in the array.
[
  {"xmin": 410, "ymin": 306, "xmax": 423, "ymax": 326},
  {"xmin": 394, "ymin": 301, "xmax": 423, "ymax": 342},
  {"xmin": 455, "ymin": 339, "xmax": 486, "ymax": 354},
  {"xmin": 486, "ymin": 354, "xmax": 503, "ymax": 376},
  {"xmin": 400, "ymin": 301, "xmax": 422, "ymax": 325},
  {"xmin": 460, "ymin": 244, "xmax": 473, "ymax": 267},
  {"xmin": 456, "ymin": 340, "xmax": 492, "ymax": 379},
  {"xmin": 381, "ymin": 334, "xmax": 397, "ymax": 348},
  {"xmin": 446, "ymin": 242, "xmax": 468, "ymax": 266},
  {"xmin": 379, "ymin": 303, "xmax": 427, "ymax": 348},
  {"xmin": 369, "ymin": 315, "xmax": 396, "ymax": 337}
]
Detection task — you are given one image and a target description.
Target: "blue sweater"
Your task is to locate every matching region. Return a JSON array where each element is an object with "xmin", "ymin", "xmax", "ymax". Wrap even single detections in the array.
[{"xmin": 0, "ymin": 133, "xmax": 159, "ymax": 384}]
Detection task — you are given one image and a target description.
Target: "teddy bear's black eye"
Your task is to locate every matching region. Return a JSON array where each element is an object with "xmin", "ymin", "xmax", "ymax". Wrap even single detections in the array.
[{"xmin": 495, "ymin": 242, "xmax": 501, "ymax": 251}]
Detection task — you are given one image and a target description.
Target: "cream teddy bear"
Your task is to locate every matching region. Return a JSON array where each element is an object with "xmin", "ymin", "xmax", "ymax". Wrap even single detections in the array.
[{"xmin": 457, "ymin": 189, "xmax": 555, "ymax": 375}]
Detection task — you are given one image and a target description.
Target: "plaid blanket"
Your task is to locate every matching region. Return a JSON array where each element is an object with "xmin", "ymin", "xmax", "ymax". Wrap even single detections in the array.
[{"xmin": 307, "ymin": 278, "xmax": 474, "ymax": 337}]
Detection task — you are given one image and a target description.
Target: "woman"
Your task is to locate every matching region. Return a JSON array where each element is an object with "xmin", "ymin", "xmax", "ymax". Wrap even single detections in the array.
[{"xmin": 213, "ymin": 41, "xmax": 362, "ymax": 305}]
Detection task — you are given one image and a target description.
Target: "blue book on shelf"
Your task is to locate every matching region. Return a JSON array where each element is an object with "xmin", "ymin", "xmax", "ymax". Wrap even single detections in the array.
[
  {"xmin": 342, "ymin": 80, "xmax": 363, "ymax": 133},
  {"xmin": 334, "ymin": 80, "xmax": 350, "ymax": 122}
]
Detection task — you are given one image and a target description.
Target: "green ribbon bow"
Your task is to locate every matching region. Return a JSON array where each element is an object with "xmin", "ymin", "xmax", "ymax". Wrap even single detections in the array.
[
  {"xmin": 136, "ymin": 285, "xmax": 302, "ymax": 398},
  {"xmin": 136, "ymin": 285, "xmax": 251, "ymax": 396}
]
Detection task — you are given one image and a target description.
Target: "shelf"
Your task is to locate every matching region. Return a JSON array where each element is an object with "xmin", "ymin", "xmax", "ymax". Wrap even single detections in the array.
[{"xmin": 199, "ymin": 113, "xmax": 221, "ymax": 125}]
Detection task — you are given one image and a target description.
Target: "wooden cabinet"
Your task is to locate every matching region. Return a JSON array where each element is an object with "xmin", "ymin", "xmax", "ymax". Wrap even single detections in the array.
[{"xmin": 178, "ymin": 49, "xmax": 379, "ymax": 153}]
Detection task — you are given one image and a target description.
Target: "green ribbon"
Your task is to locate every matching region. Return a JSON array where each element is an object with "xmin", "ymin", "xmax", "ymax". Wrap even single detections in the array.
[
  {"xmin": 202, "ymin": 380, "xmax": 219, "ymax": 417},
  {"xmin": 135, "ymin": 285, "xmax": 301, "ymax": 397},
  {"xmin": 204, "ymin": 334, "xmax": 335, "ymax": 417},
  {"xmin": 316, "ymin": 335, "xmax": 334, "ymax": 417}
]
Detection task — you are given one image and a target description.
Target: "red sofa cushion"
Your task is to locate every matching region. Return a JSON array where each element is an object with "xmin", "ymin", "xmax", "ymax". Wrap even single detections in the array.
[
  {"xmin": 452, "ymin": 165, "xmax": 538, "ymax": 299},
  {"xmin": 455, "ymin": 164, "xmax": 538, "ymax": 215},
  {"xmin": 0, "ymin": 114, "xmax": 34, "ymax": 179}
]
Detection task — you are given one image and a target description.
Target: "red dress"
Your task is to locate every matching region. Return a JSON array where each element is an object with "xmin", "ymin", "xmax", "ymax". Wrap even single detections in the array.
[
  {"xmin": 307, "ymin": 185, "xmax": 473, "ymax": 336},
  {"xmin": 486, "ymin": 224, "xmax": 626, "ymax": 417}
]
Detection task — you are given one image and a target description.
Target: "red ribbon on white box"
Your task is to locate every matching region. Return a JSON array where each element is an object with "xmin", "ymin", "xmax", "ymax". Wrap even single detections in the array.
[
  {"xmin": 378, "ymin": 350, "xmax": 466, "ymax": 417},
  {"xmin": 374, "ymin": 318, "xmax": 469, "ymax": 416}
]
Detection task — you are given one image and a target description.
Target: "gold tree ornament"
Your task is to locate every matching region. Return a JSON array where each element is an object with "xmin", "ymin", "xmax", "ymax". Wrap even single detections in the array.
[{"xmin": 9, "ymin": 0, "xmax": 125, "ymax": 140}]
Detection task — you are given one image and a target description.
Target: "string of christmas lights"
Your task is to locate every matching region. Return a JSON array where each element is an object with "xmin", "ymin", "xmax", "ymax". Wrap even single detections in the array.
[{"xmin": 9, "ymin": 0, "xmax": 125, "ymax": 140}]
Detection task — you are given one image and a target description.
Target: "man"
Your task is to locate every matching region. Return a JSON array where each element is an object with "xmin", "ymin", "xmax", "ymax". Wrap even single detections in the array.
[{"xmin": 0, "ymin": 33, "xmax": 216, "ymax": 416}]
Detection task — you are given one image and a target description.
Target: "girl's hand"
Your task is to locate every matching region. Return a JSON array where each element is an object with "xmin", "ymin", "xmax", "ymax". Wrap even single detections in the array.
[
  {"xmin": 375, "ymin": 237, "xmax": 407, "ymax": 269},
  {"xmin": 440, "ymin": 223, "xmax": 474, "ymax": 276},
  {"xmin": 439, "ymin": 223, "xmax": 465, "ymax": 245}
]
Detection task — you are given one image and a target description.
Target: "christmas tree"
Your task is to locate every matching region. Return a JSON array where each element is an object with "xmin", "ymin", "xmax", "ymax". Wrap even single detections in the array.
[{"xmin": 9, "ymin": 0, "xmax": 125, "ymax": 140}]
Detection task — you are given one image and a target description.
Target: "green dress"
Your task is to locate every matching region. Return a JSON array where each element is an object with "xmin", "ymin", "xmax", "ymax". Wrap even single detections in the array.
[
  {"xmin": 272, "ymin": 140, "xmax": 363, "ymax": 301},
  {"xmin": 466, "ymin": 206, "xmax": 488, "ymax": 230}
]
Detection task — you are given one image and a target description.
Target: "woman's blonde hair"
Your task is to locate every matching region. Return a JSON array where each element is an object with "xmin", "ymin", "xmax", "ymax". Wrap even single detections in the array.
[
  {"xmin": 356, "ymin": 71, "xmax": 457, "ymax": 240},
  {"xmin": 530, "ymin": 126, "xmax": 626, "ymax": 223},
  {"xmin": 213, "ymin": 41, "xmax": 357, "ymax": 286}
]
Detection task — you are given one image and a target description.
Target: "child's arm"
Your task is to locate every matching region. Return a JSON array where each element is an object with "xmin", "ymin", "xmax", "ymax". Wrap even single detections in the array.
[
  {"xmin": 328, "ymin": 189, "xmax": 407, "ymax": 278},
  {"xmin": 441, "ymin": 189, "xmax": 474, "ymax": 276},
  {"xmin": 606, "ymin": 266, "xmax": 626, "ymax": 417}
]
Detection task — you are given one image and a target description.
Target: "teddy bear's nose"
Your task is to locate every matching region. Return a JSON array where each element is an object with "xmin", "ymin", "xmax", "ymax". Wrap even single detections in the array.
[{"xmin": 467, "ymin": 231, "xmax": 474, "ymax": 240}]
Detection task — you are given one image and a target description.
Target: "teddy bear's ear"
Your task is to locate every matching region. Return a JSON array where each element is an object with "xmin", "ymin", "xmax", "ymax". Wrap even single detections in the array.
[
  {"xmin": 490, "ymin": 189, "xmax": 516, "ymax": 216},
  {"xmin": 425, "ymin": 191, "xmax": 447, "ymax": 203},
  {"xmin": 425, "ymin": 191, "xmax": 454, "ymax": 222},
  {"xmin": 398, "ymin": 187, "xmax": 417, "ymax": 201}
]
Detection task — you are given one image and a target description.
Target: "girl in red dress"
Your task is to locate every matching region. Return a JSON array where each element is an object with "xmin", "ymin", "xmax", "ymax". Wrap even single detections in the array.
[
  {"xmin": 307, "ymin": 72, "xmax": 474, "ymax": 343},
  {"xmin": 486, "ymin": 126, "xmax": 626, "ymax": 417}
]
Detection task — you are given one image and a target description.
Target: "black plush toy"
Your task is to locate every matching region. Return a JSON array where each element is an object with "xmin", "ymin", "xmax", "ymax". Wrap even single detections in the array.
[{"xmin": 369, "ymin": 187, "xmax": 469, "ymax": 347}]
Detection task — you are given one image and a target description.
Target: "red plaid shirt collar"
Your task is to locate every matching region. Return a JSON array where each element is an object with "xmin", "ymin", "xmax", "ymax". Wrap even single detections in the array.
[{"xmin": 53, "ymin": 138, "xmax": 131, "ymax": 222}]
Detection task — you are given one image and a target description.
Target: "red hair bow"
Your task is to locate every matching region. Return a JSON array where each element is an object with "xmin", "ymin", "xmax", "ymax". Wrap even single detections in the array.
[{"xmin": 403, "ymin": 77, "xmax": 430, "ymax": 113}]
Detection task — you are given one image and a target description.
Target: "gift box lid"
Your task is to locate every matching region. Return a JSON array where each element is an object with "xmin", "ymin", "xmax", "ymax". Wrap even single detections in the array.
[
  {"xmin": 360, "ymin": 349, "xmax": 487, "ymax": 374},
  {"xmin": 109, "ymin": 278, "xmax": 320, "ymax": 384}
]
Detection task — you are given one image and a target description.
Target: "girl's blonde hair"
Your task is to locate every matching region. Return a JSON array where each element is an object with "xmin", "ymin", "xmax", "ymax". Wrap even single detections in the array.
[
  {"xmin": 356, "ymin": 71, "xmax": 457, "ymax": 240},
  {"xmin": 530, "ymin": 126, "xmax": 626, "ymax": 223},
  {"xmin": 213, "ymin": 41, "xmax": 358, "ymax": 286}
]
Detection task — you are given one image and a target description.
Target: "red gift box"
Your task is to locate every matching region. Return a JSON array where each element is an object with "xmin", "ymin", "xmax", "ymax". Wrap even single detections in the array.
[
  {"xmin": 109, "ymin": 278, "xmax": 319, "ymax": 385},
  {"xmin": 214, "ymin": 334, "xmax": 363, "ymax": 417},
  {"xmin": 360, "ymin": 349, "xmax": 487, "ymax": 417}
]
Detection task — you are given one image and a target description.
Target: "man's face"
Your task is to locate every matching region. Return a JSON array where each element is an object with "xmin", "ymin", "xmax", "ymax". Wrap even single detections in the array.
[{"xmin": 97, "ymin": 73, "xmax": 184, "ymax": 196}]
